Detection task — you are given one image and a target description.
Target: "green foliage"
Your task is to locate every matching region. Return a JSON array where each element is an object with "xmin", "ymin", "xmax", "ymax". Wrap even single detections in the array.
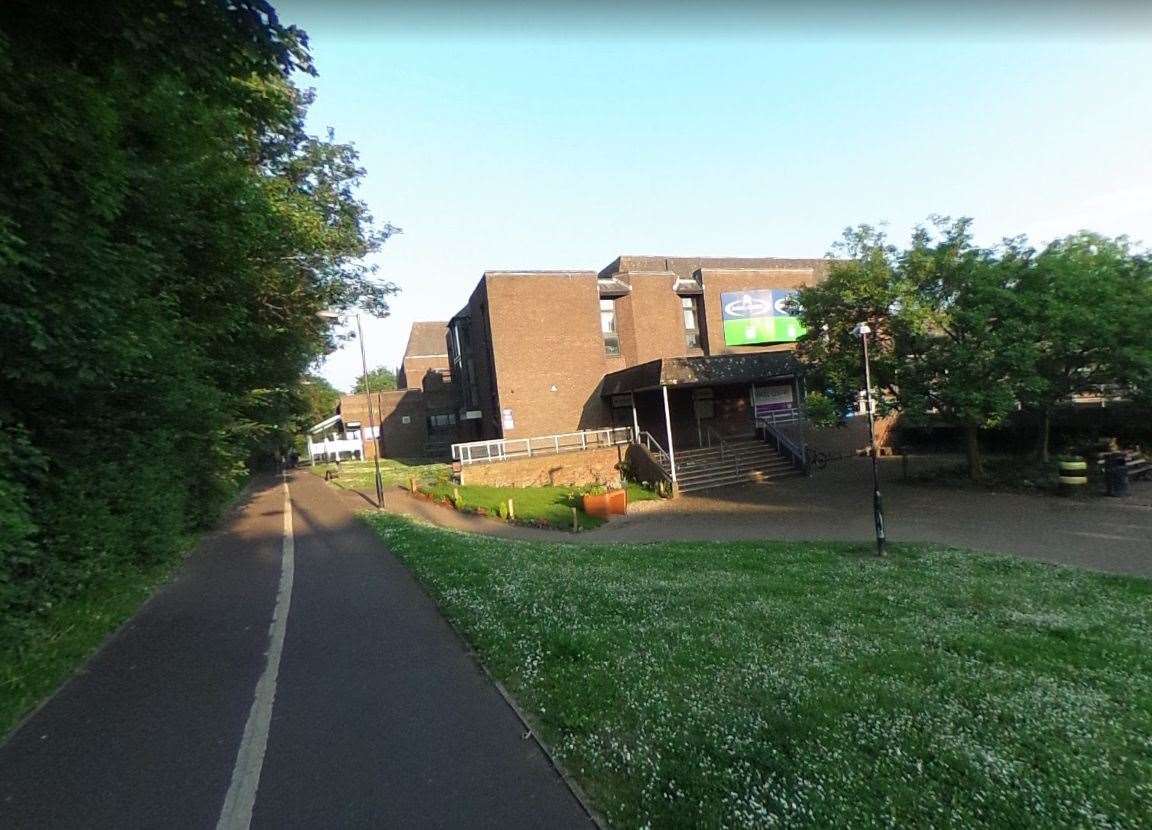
[
  {"xmin": 795, "ymin": 218, "xmax": 1152, "ymax": 478},
  {"xmin": 352, "ymin": 365, "xmax": 397, "ymax": 394},
  {"xmin": 803, "ymin": 391, "xmax": 839, "ymax": 428},
  {"xmin": 0, "ymin": 4, "xmax": 395, "ymax": 644},
  {"xmin": 1013, "ymin": 233, "xmax": 1152, "ymax": 457},
  {"xmin": 367, "ymin": 515, "xmax": 1152, "ymax": 829},
  {"xmin": 298, "ymin": 374, "xmax": 343, "ymax": 427}
]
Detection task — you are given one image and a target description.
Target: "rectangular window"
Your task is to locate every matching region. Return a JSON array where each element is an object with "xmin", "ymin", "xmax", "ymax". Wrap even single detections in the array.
[
  {"xmin": 428, "ymin": 413, "xmax": 457, "ymax": 430},
  {"xmin": 600, "ymin": 298, "xmax": 620, "ymax": 356},
  {"xmin": 682, "ymin": 295, "xmax": 701, "ymax": 349}
]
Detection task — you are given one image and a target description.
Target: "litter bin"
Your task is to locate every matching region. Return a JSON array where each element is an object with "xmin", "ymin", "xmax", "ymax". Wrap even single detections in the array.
[{"xmin": 1105, "ymin": 453, "xmax": 1130, "ymax": 497}]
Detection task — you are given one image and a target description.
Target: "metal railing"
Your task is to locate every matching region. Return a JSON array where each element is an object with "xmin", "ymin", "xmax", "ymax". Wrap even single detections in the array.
[
  {"xmin": 756, "ymin": 407, "xmax": 803, "ymax": 425},
  {"xmin": 703, "ymin": 425, "xmax": 736, "ymax": 469},
  {"xmin": 636, "ymin": 431, "xmax": 671, "ymax": 469},
  {"xmin": 452, "ymin": 426, "xmax": 633, "ymax": 465},
  {"xmin": 756, "ymin": 415, "xmax": 808, "ymax": 472},
  {"xmin": 307, "ymin": 437, "xmax": 364, "ymax": 462},
  {"xmin": 635, "ymin": 431, "xmax": 675, "ymax": 486}
]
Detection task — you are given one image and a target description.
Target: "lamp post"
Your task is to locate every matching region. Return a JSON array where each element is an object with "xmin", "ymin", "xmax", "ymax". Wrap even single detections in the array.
[
  {"xmin": 317, "ymin": 310, "xmax": 385, "ymax": 509},
  {"xmin": 355, "ymin": 313, "xmax": 386, "ymax": 509},
  {"xmin": 854, "ymin": 322, "xmax": 886, "ymax": 556}
]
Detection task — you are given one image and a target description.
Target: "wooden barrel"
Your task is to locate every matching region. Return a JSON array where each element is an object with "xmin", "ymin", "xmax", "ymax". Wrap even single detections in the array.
[{"xmin": 1058, "ymin": 458, "xmax": 1088, "ymax": 488}]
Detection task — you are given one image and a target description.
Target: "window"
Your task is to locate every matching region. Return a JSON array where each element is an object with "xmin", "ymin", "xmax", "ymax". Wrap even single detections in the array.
[
  {"xmin": 600, "ymin": 298, "xmax": 620, "ymax": 356},
  {"xmin": 682, "ymin": 295, "xmax": 701, "ymax": 349},
  {"xmin": 428, "ymin": 413, "xmax": 457, "ymax": 430}
]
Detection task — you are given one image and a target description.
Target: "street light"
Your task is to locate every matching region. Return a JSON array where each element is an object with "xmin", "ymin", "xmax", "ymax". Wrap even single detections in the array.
[
  {"xmin": 853, "ymin": 322, "xmax": 886, "ymax": 556},
  {"xmin": 317, "ymin": 310, "xmax": 385, "ymax": 509}
]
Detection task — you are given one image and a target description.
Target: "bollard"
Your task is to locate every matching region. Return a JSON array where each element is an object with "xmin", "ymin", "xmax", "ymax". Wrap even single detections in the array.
[
  {"xmin": 409, "ymin": 476, "xmax": 416, "ymax": 493},
  {"xmin": 507, "ymin": 498, "xmax": 515, "ymax": 521},
  {"xmin": 1058, "ymin": 458, "xmax": 1088, "ymax": 495},
  {"xmin": 571, "ymin": 506, "xmax": 579, "ymax": 532},
  {"xmin": 453, "ymin": 486, "xmax": 460, "ymax": 504}
]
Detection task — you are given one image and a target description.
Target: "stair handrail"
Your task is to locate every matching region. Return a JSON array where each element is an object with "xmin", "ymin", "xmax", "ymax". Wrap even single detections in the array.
[
  {"xmin": 703, "ymin": 425, "xmax": 737, "ymax": 472},
  {"xmin": 756, "ymin": 415, "xmax": 808, "ymax": 472},
  {"xmin": 636, "ymin": 431, "xmax": 671, "ymax": 467}
]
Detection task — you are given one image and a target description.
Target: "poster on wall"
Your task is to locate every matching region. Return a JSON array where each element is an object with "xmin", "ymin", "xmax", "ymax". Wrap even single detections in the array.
[
  {"xmin": 752, "ymin": 384, "xmax": 795, "ymax": 417},
  {"xmin": 720, "ymin": 289, "xmax": 806, "ymax": 345},
  {"xmin": 501, "ymin": 408, "xmax": 515, "ymax": 430}
]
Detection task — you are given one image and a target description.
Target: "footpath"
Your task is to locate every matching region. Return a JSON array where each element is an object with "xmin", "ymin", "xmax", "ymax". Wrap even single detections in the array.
[{"xmin": 0, "ymin": 472, "xmax": 592, "ymax": 829}]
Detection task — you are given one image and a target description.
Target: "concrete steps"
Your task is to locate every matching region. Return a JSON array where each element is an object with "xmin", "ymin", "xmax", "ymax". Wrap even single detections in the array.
[{"xmin": 661, "ymin": 438, "xmax": 803, "ymax": 494}]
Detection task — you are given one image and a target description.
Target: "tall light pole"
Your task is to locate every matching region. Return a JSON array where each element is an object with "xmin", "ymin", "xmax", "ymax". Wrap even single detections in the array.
[
  {"xmin": 355, "ymin": 313, "xmax": 386, "ymax": 509},
  {"xmin": 317, "ymin": 309, "xmax": 385, "ymax": 509},
  {"xmin": 854, "ymin": 322, "xmax": 886, "ymax": 556}
]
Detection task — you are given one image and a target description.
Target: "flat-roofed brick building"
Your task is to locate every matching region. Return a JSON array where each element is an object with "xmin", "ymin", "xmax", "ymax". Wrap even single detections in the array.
[
  {"xmin": 311, "ymin": 254, "xmax": 831, "ymax": 490},
  {"xmin": 447, "ymin": 255, "xmax": 828, "ymax": 447}
]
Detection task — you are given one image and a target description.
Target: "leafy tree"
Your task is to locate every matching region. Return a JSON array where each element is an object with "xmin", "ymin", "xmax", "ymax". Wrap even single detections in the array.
[
  {"xmin": 1013, "ymin": 233, "xmax": 1152, "ymax": 460},
  {"xmin": 796, "ymin": 218, "xmax": 1029, "ymax": 480},
  {"xmin": 0, "ymin": 2, "xmax": 397, "ymax": 626},
  {"xmin": 298, "ymin": 374, "xmax": 344, "ymax": 427},
  {"xmin": 353, "ymin": 366, "xmax": 397, "ymax": 394}
]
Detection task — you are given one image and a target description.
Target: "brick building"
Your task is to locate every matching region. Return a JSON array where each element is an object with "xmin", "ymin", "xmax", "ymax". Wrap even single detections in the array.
[
  {"xmin": 320, "ymin": 320, "xmax": 458, "ymax": 461},
  {"xmin": 447, "ymin": 256, "xmax": 828, "ymax": 445},
  {"xmin": 311, "ymin": 254, "xmax": 831, "ymax": 489}
]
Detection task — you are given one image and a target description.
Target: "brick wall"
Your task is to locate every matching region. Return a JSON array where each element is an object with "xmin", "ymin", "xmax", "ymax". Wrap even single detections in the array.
[
  {"xmin": 339, "ymin": 391, "xmax": 429, "ymax": 460},
  {"xmin": 446, "ymin": 258, "xmax": 830, "ymax": 450},
  {"xmin": 400, "ymin": 355, "xmax": 449, "ymax": 390},
  {"xmin": 484, "ymin": 273, "xmax": 614, "ymax": 439},
  {"xmin": 614, "ymin": 272, "xmax": 704, "ymax": 364},
  {"xmin": 459, "ymin": 445, "xmax": 624, "ymax": 488}
]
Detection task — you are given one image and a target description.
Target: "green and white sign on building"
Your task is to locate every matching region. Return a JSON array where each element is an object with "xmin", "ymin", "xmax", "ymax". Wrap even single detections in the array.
[{"xmin": 720, "ymin": 289, "xmax": 805, "ymax": 345}]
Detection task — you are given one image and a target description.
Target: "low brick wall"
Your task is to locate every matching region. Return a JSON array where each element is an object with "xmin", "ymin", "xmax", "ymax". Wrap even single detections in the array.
[{"xmin": 460, "ymin": 445, "xmax": 624, "ymax": 488}]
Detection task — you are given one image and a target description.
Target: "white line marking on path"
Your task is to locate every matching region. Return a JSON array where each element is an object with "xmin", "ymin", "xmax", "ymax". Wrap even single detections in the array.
[{"xmin": 216, "ymin": 475, "xmax": 296, "ymax": 830}]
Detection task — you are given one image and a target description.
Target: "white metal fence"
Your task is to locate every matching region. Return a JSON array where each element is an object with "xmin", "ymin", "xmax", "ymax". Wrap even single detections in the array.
[
  {"xmin": 452, "ymin": 426, "xmax": 633, "ymax": 465},
  {"xmin": 307, "ymin": 437, "xmax": 364, "ymax": 462}
]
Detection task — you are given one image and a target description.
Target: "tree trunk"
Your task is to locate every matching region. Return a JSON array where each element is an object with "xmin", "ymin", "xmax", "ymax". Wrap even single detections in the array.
[
  {"xmin": 964, "ymin": 422, "xmax": 984, "ymax": 481},
  {"xmin": 1036, "ymin": 408, "xmax": 1051, "ymax": 463}
]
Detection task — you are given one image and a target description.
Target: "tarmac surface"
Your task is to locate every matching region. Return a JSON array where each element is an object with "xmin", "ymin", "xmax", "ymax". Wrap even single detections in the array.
[
  {"xmin": 591, "ymin": 456, "xmax": 1152, "ymax": 577},
  {"xmin": 0, "ymin": 472, "xmax": 593, "ymax": 829},
  {"xmin": 386, "ymin": 455, "xmax": 1152, "ymax": 577}
]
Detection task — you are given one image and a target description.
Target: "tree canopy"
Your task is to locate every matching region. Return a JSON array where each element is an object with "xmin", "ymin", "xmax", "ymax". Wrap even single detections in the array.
[
  {"xmin": 795, "ymin": 218, "xmax": 1152, "ymax": 478},
  {"xmin": 353, "ymin": 366, "xmax": 398, "ymax": 395},
  {"xmin": 0, "ymin": 2, "xmax": 396, "ymax": 625}
]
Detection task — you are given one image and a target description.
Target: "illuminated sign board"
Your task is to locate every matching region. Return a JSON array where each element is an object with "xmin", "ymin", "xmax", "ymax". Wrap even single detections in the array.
[{"xmin": 719, "ymin": 289, "xmax": 805, "ymax": 345}]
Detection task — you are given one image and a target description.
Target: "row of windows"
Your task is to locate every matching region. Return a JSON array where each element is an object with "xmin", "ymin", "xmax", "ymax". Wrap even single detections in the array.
[{"xmin": 600, "ymin": 295, "xmax": 703, "ymax": 356}]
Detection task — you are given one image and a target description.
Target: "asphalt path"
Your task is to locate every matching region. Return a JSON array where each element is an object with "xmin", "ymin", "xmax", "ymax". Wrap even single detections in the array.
[{"xmin": 0, "ymin": 472, "xmax": 592, "ymax": 829}]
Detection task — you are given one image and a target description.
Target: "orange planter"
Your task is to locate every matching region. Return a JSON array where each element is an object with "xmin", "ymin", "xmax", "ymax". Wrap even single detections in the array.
[{"xmin": 582, "ymin": 489, "xmax": 628, "ymax": 519}]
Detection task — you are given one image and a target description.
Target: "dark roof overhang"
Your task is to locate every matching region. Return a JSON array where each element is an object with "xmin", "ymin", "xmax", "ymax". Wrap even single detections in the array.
[{"xmin": 601, "ymin": 351, "xmax": 801, "ymax": 396}]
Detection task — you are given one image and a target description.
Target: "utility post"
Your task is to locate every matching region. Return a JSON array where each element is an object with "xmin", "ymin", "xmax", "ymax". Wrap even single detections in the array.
[
  {"xmin": 854, "ymin": 322, "xmax": 886, "ymax": 556},
  {"xmin": 356, "ymin": 313, "xmax": 386, "ymax": 509}
]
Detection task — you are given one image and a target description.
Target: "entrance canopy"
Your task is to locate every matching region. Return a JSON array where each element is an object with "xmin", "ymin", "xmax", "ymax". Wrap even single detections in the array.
[
  {"xmin": 308, "ymin": 414, "xmax": 342, "ymax": 435},
  {"xmin": 600, "ymin": 352, "xmax": 800, "ymax": 396}
]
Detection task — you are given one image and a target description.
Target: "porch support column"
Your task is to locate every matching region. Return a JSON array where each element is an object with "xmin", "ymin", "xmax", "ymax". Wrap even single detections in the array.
[
  {"xmin": 661, "ymin": 384, "xmax": 678, "ymax": 487},
  {"xmin": 630, "ymin": 392, "xmax": 640, "ymax": 440}
]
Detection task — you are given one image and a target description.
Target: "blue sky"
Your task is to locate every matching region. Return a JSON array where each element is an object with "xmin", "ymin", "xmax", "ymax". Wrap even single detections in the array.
[{"xmin": 276, "ymin": 2, "xmax": 1152, "ymax": 391}]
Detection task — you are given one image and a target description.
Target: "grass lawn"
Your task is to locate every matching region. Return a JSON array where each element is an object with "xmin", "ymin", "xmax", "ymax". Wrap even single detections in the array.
[
  {"xmin": 307, "ymin": 459, "xmax": 660, "ymax": 529},
  {"xmin": 364, "ymin": 514, "xmax": 1152, "ymax": 829},
  {"xmin": 421, "ymin": 481, "xmax": 659, "ymax": 529},
  {"xmin": 306, "ymin": 457, "xmax": 451, "ymax": 492}
]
